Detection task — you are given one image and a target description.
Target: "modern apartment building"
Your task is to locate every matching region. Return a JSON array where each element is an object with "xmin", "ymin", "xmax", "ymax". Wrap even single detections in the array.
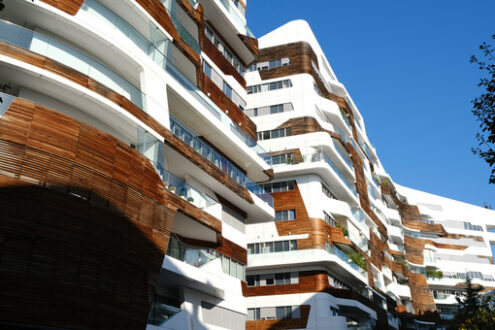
[
  {"xmin": 0, "ymin": 1, "xmax": 493, "ymax": 330},
  {"xmin": 0, "ymin": 0, "xmax": 273, "ymax": 329},
  {"xmin": 243, "ymin": 20, "xmax": 495, "ymax": 330}
]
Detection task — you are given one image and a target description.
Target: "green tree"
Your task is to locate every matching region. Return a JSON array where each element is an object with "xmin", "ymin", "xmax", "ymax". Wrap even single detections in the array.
[
  {"xmin": 471, "ymin": 35, "xmax": 495, "ymax": 183},
  {"xmin": 450, "ymin": 278, "xmax": 495, "ymax": 329}
]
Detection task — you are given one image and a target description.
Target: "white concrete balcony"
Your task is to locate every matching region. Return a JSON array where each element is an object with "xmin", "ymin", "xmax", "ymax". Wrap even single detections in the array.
[
  {"xmin": 388, "ymin": 225, "xmax": 404, "ymax": 244},
  {"xmin": 248, "ymin": 249, "xmax": 368, "ymax": 286},
  {"xmin": 198, "ymin": 0, "xmax": 256, "ymax": 64}
]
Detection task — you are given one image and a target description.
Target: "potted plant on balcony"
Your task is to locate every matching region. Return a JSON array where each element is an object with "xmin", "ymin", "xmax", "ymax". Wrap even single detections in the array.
[
  {"xmin": 294, "ymin": 155, "xmax": 304, "ymax": 164},
  {"xmin": 187, "ymin": 197, "xmax": 194, "ymax": 203},
  {"xmin": 349, "ymin": 252, "xmax": 367, "ymax": 271}
]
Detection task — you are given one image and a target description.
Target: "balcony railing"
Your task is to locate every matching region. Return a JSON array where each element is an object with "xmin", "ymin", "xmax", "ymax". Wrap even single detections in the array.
[
  {"xmin": 167, "ymin": 234, "xmax": 220, "ymax": 268},
  {"xmin": 334, "ymin": 145, "xmax": 354, "ymax": 170},
  {"xmin": 0, "ymin": 19, "xmax": 146, "ymax": 109},
  {"xmin": 161, "ymin": 0, "xmax": 200, "ymax": 53},
  {"xmin": 80, "ymin": 1, "xmax": 271, "ymax": 164},
  {"xmin": 217, "ymin": 0, "xmax": 254, "ymax": 37},
  {"xmin": 170, "ymin": 116, "xmax": 273, "ymax": 207},
  {"xmin": 326, "ymin": 244, "xmax": 367, "ymax": 277},
  {"xmin": 155, "ymin": 166, "xmax": 218, "ymax": 210},
  {"xmin": 148, "ymin": 302, "xmax": 182, "ymax": 326},
  {"xmin": 295, "ymin": 153, "xmax": 357, "ymax": 197}
]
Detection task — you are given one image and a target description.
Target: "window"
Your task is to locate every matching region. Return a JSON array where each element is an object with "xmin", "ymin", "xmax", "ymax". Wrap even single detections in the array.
[
  {"xmin": 275, "ymin": 272, "xmax": 291, "ymax": 285},
  {"xmin": 258, "ymin": 127, "xmax": 292, "ymax": 141},
  {"xmin": 248, "ymin": 240, "xmax": 297, "ymax": 255},
  {"xmin": 203, "ymin": 61, "xmax": 212, "ymax": 78},
  {"xmin": 247, "ymin": 272, "xmax": 298, "ymax": 286},
  {"xmin": 275, "ymin": 210, "xmax": 296, "ymax": 221},
  {"xmin": 464, "ymin": 222, "xmax": 483, "ymax": 231},
  {"xmin": 244, "ymin": 103, "xmax": 294, "ymax": 118},
  {"xmin": 223, "ymin": 82, "xmax": 232, "ymax": 99},
  {"xmin": 220, "ymin": 255, "xmax": 245, "ymax": 281},
  {"xmin": 323, "ymin": 211, "xmax": 337, "ymax": 227},
  {"xmin": 205, "ymin": 25, "xmax": 245, "ymax": 75},
  {"xmin": 276, "ymin": 306, "xmax": 292, "ymax": 319},
  {"xmin": 269, "ymin": 59, "xmax": 281, "ymax": 68},
  {"xmin": 247, "ymin": 79, "xmax": 292, "ymax": 94},
  {"xmin": 248, "ymin": 58, "xmax": 291, "ymax": 72},
  {"xmin": 271, "ymin": 153, "xmax": 293, "ymax": 165},
  {"xmin": 270, "ymin": 104, "xmax": 284, "ymax": 114},
  {"xmin": 248, "ymin": 308, "xmax": 260, "ymax": 320},
  {"xmin": 262, "ymin": 180, "xmax": 295, "ymax": 193}
]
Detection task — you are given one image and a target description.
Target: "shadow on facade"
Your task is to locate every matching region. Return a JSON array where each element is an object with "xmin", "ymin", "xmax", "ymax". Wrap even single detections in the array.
[{"xmin": 0, "ymin": 182, "xmax": 165, "ymax": 329}]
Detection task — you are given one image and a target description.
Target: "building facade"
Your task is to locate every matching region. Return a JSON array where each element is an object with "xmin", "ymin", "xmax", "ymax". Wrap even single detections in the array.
[{"xmin": 0, "ymin": 1, "xmax": 493, "ymax": 330}]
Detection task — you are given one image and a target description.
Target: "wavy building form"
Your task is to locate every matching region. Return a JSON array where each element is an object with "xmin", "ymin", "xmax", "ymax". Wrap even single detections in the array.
[{"xmin": 0, "ymin": 1, "xmax": 493, "ymax": 329}]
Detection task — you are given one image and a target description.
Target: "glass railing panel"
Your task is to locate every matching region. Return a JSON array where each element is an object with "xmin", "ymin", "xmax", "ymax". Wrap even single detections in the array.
[
  {"xmin": 334, "ymin": 146, "xmax": 353, "ymax": 170},
  {"xmin": 79, "ymin": 1, "xmax": 270, "ymax": 163},
  {"xmin": 1, "ymin": 7, "xmax": 270, "ymax": 164},
  {"xmin": 0, "ymin": 19, "xmax": 146, "ymax": 111},
  {"xmin": 170, "ymin": 116, "xmax": 273, "ymax": 207},
  {"xmin": 158, "ymin": 170, "xmax": 218, "ymax": 210},
  {"xmin": 218, "ymin": 0, "xmax": 254, "ymax": 37},
  {"xmin": 160, "ymin": 0, "xmax": 200, "ymax": 53},
  {"xmin": 315, "ymin": 153, "xmax": 357, "ymax": 196},
  {"xmin": 166, "ymin": 235, "xmax": 220, "ymax": 268},
  {"xmin": 147, "ymin": 302, "xmax": 182, "ymax": 326}
]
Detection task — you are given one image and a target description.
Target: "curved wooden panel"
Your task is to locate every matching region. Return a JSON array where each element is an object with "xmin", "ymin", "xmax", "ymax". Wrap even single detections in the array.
[
  {"xmin": 40, "ymin": 0, "xmax": 84, "ymax": 15},
  {"xmin": 0, "ymin": 97, "xmax": 221, "ymax": 328},
  {"xmin": 0, "ymin": 41, "xmax": 253, "ymax": 204}
]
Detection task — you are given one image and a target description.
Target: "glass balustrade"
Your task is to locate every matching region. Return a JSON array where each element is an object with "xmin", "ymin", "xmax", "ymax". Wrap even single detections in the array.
[
  {"xmin": 218, "ymin": 0, "xmax": 254, "ymax": 37},
  {"xmin": 167, "ymin": 235, "xmax": 221, "ymax": 268},
  {"xmin": 0, "ymin": 19, "xmax": 145, "ymax": 110},
  {"xmin": 8, "ymin": 0, "xmax": 271, "ymax": 165},
  {"xmin": 148, "ymin": 301, "xmax": 182, "ymax": 326},
  {"xmin": 326, "ymin": 244, "xmax": 366, "ymax": 277},
  {"xmin": 309, "ymin": 153, "xmax": 357, "ymax": 197},
  {"xmin": 160, "ymin": 0, "xmax": 200, "ymax": 53},
  {"xmin": 158, "ymin": 168, "xmax": 218, "ymax": 210},
  {"xmin": 334, "ymin": 145, "xmax": 354, "ymax": 170},
  {"xmin": 170, "ymin": 116, "xmax": 273, "ymax": 207}
]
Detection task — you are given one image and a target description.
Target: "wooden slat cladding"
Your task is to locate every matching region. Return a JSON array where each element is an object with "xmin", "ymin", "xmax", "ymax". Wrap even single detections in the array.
[
  {"xmin": 272, "ymin": 182, "xmax": 353, "ymax": 249},
  {"xmin": 1, "ymin": 98, "xmax": 222, "ymax": 233},
  {"xmin": 201, "ymin": 74, "xmax": 257, "ymax": 141},
  {"xmin": 245, "ymin": 271, "xmax": 328, "ymax": 297},
  {"xmin": 203, "ymin": 38, "xmax": 246, "ymax": 88},
  {"xmin": 274, "ymin": 116, "xmax": 388, "ymax": 237},
  {"xmin": 257, "ymin": 41, "xmax": 317, "ymax": 79},
  {"xmin": 244, "ymin": 270, "xmax": 392, "ymax": 330},
  {"xmin": 0, "ymin": 100, "xmax": 181, "ymax": 328},
  {"xmin": 237, "ymin": 34, "xmax": 259, "ymax": 58},
  {"xmin": 0, "ymin": 41, "xmax": 254, "ymax": 204},
  {"xmin": 39, "ymin": 0, "xmax": 84, "ymax": 15},
  {"xmin": 246, "ymin": 306, "xmax": 310, "ymax": 330},
  {"xmin": 407, "ymin": 272, "xmax": 437, "ymax": 315},
  {"xmin": 178, "ymin": 0, "xmax": 204, "ymax": 24},
  {"xmin": 256, "ymin": 42, "xmax": 368, "ymax": 162}
]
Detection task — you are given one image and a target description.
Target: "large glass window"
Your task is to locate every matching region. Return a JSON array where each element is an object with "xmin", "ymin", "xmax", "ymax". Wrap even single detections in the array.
[{"xmin": 275, "ymin": 210, "xmax": 296, "ymax": 221}]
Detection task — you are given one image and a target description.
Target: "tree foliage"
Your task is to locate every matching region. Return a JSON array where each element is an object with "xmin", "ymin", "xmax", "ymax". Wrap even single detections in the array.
[
  {"xmin": 450, "ymin": 278, "xmax": 495, "ymax": 330},
  {"xmin": 471, "ymin": 35, "xmax": 495, "ymax": 184}
]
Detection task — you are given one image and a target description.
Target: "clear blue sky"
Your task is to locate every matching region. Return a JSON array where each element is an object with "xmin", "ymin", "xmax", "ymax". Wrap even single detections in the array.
[{"xmin": 247, "ymin": 0, "xmax": 495, "ymax": 208}]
